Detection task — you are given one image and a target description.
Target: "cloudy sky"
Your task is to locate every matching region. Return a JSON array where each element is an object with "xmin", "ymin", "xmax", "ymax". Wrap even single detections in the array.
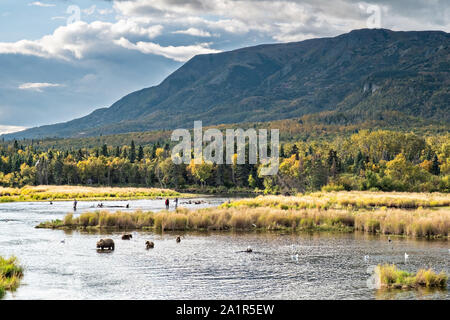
[{"xmin": 0, "ymin": 0, "xmax": 449, "ymax": 134}]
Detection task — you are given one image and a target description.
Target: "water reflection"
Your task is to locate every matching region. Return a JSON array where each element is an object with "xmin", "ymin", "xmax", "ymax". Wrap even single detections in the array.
[{"xmin": 375, "ymin": 287, "xmax": 448, "ymax": 300}]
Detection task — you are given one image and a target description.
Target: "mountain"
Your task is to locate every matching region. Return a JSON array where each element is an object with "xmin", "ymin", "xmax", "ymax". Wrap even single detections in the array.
[{"xmin": 4, "ymin": 28, "xmax": 449, "ymax": 140}]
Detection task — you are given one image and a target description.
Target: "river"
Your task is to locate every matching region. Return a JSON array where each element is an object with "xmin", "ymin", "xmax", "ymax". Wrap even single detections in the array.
[{"xmin": 0, "ymin": 198, "xmax": 448, "ymax": 300}]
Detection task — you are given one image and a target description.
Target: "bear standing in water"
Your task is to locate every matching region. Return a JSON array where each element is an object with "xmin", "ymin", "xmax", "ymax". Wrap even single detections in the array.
[{"xmin": 97, "ymin": 238, "xmax": 115, "ymax": 250}]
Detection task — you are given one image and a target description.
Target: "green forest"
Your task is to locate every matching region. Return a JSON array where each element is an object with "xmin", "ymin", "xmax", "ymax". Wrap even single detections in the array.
[{"xmin": 0, "ymin": 129, "xmax": 448, "ymax": 193}]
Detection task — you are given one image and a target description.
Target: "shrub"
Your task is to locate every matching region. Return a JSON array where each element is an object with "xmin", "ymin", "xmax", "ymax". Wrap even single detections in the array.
[
  {"xmin": 376, "ymin": 264, "xmax": 447, "ymax": 289},
  {"xmin": 63, "ymin": 213, "xmax": 73, "ymax": 226},
  {"xmin": 0, "ymin": 256, "xmax": 24, "ymax": 299}
]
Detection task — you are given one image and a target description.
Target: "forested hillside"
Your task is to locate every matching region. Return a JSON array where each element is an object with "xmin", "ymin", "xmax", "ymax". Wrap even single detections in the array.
[{"xmin": 2, "ymin": 111, "xmax": 447, "ymax": 151}]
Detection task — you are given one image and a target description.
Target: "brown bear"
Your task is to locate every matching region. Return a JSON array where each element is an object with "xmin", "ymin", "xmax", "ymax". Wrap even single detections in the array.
[
  {"xmin": 176, "ymin": 236, "xmax": 181, "ymax": 243},
  {"xmin": 145, "ymin": 241, "xmax": 154, "ymax": 249},
  {"xmin": 122, "ymin": 234, "xmax": 132, "ymax": 240},
  {"xmin": 97, "ymin": 238, "xmax": 115, "ymax": 250}
]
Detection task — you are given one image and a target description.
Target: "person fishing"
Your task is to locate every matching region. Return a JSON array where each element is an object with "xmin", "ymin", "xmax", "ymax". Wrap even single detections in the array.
[
  {"xmin": 174, "ymin": 197, "xmax": 178, "ymax": 209},
  {"xmin": 73, "ymin": 199, "xmax": 78, "ymax": 211},
  {"xmin": 165, "ymin": 198, "xmax": 169, "ymax": 210}
]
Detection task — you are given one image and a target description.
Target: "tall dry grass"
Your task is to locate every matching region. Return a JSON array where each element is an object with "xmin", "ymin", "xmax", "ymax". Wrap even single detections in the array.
[
  {"xmin": 39, "ymin": 207, "xmax": 355, "ymax": 231},
  {"xmin": 38, "ymin": 205, "xmax": 448, "ymax": 237},
  {"xmin": 355, "ymin": 209, "xmax": 449, "ymax": 237},
  {"xmin": 225, "ymin": 191, "xmax": 450, "ymax": 210}
]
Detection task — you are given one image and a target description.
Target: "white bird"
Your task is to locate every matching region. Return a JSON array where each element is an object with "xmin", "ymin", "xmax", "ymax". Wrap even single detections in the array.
[
  {"xmin": 252, "ymin": 224, "xmax": 257, "ymax": 228},
  {"xmin": 291, "ymin": 254, "xmax": 299, "ymax": 262},
  {"xmin": 404, "ymin": 252, "xmax": 409, "ymax": 261},
  {"xmin": 364, "ymin": 255, "xmax": 370, "ymax": 262}
]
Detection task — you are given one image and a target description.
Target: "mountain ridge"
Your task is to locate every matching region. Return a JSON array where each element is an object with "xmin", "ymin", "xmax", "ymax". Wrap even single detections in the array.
[{"xmin": 4, "ymin": 28, "xmax": 449, "ymax": 140}]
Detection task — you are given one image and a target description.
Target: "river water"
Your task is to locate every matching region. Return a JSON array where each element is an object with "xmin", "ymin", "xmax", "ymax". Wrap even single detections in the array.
[{"xmin": 0, "ymin": 198, "xmax": 448, "ymax": 300}]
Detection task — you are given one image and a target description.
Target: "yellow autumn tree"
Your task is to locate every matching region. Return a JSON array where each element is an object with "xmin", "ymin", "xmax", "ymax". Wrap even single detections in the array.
[
  {"xmin": 385, "ymin": 154, "xmax": 430, "ymax": 191},
  {"xmin": 187, "ymin": 159, "xmax": 214, "ymax": 187},
  {"xmin": 155, "ymin": 148, "xmax": 165, "ymax": 159}
]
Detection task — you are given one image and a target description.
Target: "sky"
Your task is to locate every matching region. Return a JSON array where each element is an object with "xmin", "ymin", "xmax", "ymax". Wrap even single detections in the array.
[{"xmin": 0, "ymin": 0, "xmax": 449, "ymax": 134}]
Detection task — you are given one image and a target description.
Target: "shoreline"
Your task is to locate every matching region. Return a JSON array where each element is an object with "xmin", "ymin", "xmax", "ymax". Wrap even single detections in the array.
[
  {"xmin": 35, "ymin": 223, "xmax": 449, "ymax": 240},
  {"xmin": 39, "ymin": 227, "xmax": 450, "ymax": 242},
  {"xmin": 0, "ymin": 185, "xmax": 261, "ymax": 203},
  {"xmin": 35, "ymin": 224, "xmax": 450, "ymax": 240},
  {"xmin": 0, "ymin": 185, "xmax": 195, "ymax": 203},
  {"xmin": 0, "ymin": 195, "xmax": 195, "ymax": 203}
]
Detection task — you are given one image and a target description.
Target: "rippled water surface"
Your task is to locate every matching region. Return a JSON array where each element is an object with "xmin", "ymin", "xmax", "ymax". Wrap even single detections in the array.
[{"xmin": 0, "ymin": 199, "xmax": 448, "ymax": 300}]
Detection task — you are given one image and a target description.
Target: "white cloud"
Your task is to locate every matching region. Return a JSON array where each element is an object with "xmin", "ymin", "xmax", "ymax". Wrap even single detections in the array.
[
  {"xmin": 114, "ymin": 37, "xmax": 221, "ymax": 62},
  {"xmin": 112, "ymin": 0, "xmax": 361, "ymax": 39},
  {"xmin": 28, "ymin": 2, "xmax": 55, "ymax": 7},
  {"xmin": 0, "ymin": 10, "xmax": 225, "ymax": 63},
  {"xmin": 0, "ymin": 125, "xmax": 27, "ymax": 135},
  {"xmin": 0, "ymin": 20, "xmax": 164, "ymax": 60},
  {"xmin": 19, "ymin": 82, "xmax": 62, "ymax": 92},
  {"xmin": 113, "ymin": 0, "xmax": 450, "ymax": 42},
  {"xmin": 172, "ymin": 28, "xmax": 212, "ymax": 37}
]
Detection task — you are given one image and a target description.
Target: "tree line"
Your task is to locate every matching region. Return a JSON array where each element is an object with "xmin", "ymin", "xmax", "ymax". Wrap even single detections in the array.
[{"xmin": 0, "ymin": 130, "xmax": 448, "ymax": 193}]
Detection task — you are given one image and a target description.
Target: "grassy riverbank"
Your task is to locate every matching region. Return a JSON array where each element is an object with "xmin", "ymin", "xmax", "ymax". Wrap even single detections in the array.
[
  {"xmin": 37, "ymin": 207, "xmax": 356, "ymax": 232},
  {"xmin": 376, "ymin": 264, "xmax": 447, "ymax": 289},
  {"xmin": 223, "ymin": 191, "xmax": 450, "ymax": 209},
  {"xmin": 0, "ymin": 185, "xmax": 186, "ymax": 202},
  {"xmin": 37, "ymin": 192, "xmax": 449, "ymax": 238},
  {"xmin": 0, "ymin": 256, "xmax": 24, "ymax": 299}
]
